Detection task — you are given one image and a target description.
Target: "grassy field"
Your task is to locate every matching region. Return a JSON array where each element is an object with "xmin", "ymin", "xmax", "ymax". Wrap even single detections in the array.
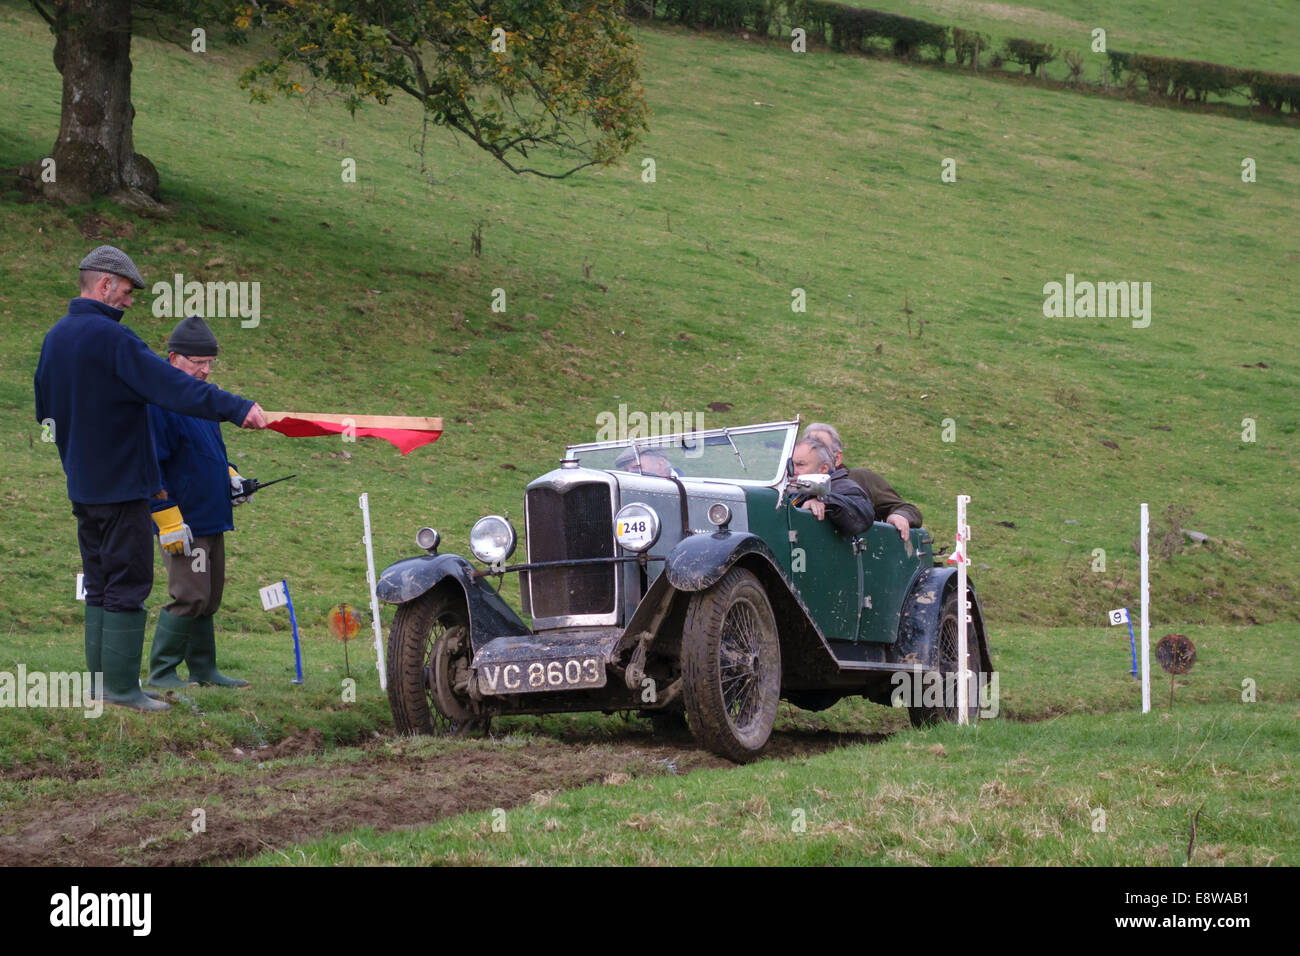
[
  {"xmin": 0, "ymin": 0, "xmax": 1296, "ymax": 865},
  {"xmin": 250, "ymin": 702, "xmax": 1297, "ymax": 866},
  {"xmin": 838, "ymin": 0, "xmax": 1300, "ymax": 73}
]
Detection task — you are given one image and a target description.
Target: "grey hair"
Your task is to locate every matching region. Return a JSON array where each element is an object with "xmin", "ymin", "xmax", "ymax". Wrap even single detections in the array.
[
  {"xmin": 802, "ymin": 422, "xmax": 842, "ymax": 455},
  {"xmin": 79, "ymin": 270, "xmax": 114, "ymax": 292},
  {"xmin": 795, "ymin": 438, "xmax": 835, "ymax": 470}
]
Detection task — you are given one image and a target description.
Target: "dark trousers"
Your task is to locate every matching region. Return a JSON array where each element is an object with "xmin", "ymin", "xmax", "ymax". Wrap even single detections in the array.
[
  {"xmin": 161, "ymin": 532, "xmax": 225, "ymax": 618},
  {"xmin": 72, "ymin": 499, "xmax": 154, "ymax": 613}
]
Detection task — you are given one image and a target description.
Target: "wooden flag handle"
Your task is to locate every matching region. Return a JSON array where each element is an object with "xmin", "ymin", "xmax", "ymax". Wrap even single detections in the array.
[{"xmin": 264, "ymin": 411, "xmax": 443, "ymax": 430}]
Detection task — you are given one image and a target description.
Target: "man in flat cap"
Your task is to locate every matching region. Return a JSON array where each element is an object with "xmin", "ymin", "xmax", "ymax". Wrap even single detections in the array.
[
  {"xmin": 146, "ymin": 316, "xmax": 255, "ymax": 690},
  {"xmin": 34, "ymin": 245, "xmax": 268, "ymax": 713}
]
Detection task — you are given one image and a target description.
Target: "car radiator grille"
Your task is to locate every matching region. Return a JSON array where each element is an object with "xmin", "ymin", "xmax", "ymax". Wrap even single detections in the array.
[{"xmin": 525, "ymin": 483, "xmax": 616, "ymax": 620}]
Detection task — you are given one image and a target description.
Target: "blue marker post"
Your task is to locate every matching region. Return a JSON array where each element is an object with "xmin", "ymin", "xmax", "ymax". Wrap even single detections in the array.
[
  {"xmin": 1125, "ymin": 610, "xmax": 1138, "ymax": 679},
  {"xmin": 283, "ymin": 578, "xmax": 304, "ymax": 684},
  {"xmin": 1108, "ymin": 606, "xmax": 1139, "ymax": 679}
]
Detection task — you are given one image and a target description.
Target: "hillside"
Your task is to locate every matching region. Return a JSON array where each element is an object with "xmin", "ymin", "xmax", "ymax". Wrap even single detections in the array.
[{"xmin": 2, "ymin": 0, "xmax": 1297, "ymax": 639}]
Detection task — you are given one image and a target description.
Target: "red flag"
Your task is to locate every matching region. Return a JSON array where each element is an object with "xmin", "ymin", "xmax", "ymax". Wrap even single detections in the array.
[{"xmin": 264, "ymin": 412, "xmax": 442, "ymax": 456}]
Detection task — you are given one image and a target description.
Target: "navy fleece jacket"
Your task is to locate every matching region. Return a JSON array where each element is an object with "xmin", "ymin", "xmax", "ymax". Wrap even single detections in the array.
[
  {"xmin": 148, "ymin": 406, "xmax": 236, "ymax": 535},
  {"xmin": 34, "ymin": 298, "xmax": 254, "ymax": 504}
]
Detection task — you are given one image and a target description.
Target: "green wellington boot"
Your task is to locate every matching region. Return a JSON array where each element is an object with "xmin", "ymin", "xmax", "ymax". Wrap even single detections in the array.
[
  {"xmin": 101, "ymin": 610, "xmax": 171, "ymax": 712},
  {"xmin": 187, "ymin": 615, "xmax": 250, "ymax": 688},
  {"xmin": 84, "ymin": 604, "xmax": 104, "ymax": 699},
  {"xmin": 148, "ymin": 609, "xmax": 196, "ymax": 688}
]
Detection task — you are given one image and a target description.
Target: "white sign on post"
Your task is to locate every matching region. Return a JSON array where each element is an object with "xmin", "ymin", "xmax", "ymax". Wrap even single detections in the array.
[
  {"xmin": 260, "ymin": 581, "xmax": 288, "ymax": 611},
  {"xmin": 1107, "ymin": 607, "xmax": 1129, "ymax": 626}
]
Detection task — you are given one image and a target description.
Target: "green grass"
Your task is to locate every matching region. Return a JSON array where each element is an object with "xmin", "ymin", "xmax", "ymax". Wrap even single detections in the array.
[
  {"xmin": 815, "ymin": 0, "xmax": 1299, "ymax": 90},
  {"xmin": 252, "ymin": 701, "xmax": 1297, "ymax": 866},
  {"xmin": 0, "ymin": 0, "xmax": 1297, "ymax": 864},
  {"xmin": 2, "ymin": 2, "xmax": 1296, "ymax": 640}
]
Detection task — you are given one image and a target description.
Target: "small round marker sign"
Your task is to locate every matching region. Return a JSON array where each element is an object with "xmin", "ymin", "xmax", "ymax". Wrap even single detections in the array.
[{"xmin": 328, "ymin": 603, "xmax": 362, "ymax": 642}]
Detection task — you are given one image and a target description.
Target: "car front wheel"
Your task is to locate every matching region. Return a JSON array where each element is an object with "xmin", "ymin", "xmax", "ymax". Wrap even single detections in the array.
[
  {"xmin": 388, "ymin": 591, "xmax": 489, "ymax": 735},
  {"xmin": 681, "ymin": 566, "xmax": 781, "ymax": 763}
]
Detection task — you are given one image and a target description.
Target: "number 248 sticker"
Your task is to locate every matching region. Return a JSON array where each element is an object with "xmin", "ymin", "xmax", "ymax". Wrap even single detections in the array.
[{"xmin": 617, "ymin": 519, "xmax": 653, "ymax": 546}]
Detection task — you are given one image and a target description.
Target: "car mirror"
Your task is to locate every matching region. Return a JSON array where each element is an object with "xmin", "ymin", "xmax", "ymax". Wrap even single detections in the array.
[{"xmin": 788, "ymin": 472, "xmax": 830, "ymax": 499}]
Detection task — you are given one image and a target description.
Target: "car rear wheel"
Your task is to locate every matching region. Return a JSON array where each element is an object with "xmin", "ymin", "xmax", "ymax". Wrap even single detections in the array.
[
  {"xmin": 388, "ymin": 591, "xmax": 489, "ymax": 735},
  {"xmin": 681, "ymin": 567, "xmax": 781, "ymax": 763},
  {"xmin": 908, "ymin": 588, "xmax": 981, "ymax": 728}
]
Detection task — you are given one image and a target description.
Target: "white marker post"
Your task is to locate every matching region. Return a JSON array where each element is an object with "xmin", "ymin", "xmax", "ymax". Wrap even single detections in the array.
[
  {"xmin": 1140, "ymin": 502, "xmax": 1150, "ymax": 713},
  {"xmin": 947, "ymin": 495, "xmax": 972, "ymax": 725},
  {"xmin": 359, "ymin": 493, "xmax": 387, "ymax": 691}
]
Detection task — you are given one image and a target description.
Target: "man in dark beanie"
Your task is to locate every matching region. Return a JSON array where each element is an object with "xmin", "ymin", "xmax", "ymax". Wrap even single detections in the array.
[
  {"xmin": 147, "ymin": 316, "xmax": 255, "ymax": 689},
  {"xmin": 33, "ymin": 245, "xmax": 268, "ymax": 713}
]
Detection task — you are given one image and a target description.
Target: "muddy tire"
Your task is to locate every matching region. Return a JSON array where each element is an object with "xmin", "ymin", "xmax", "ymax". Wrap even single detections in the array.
[
  {"xmin": 908, "ymin": 588, "xmax": 981, "ymax": 728},
  {"xmin": 681, "ymin": 567, "xmax": 781, "ymax": 763},
  {"xmin": 388, "ymin": 591, "xmax": 488, "ymax": 735}
]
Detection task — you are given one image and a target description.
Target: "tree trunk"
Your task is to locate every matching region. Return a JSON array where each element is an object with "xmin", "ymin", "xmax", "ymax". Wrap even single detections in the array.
[{"xmin": 28, "ymin": 0, "xmax": 161, "ymax": 207}]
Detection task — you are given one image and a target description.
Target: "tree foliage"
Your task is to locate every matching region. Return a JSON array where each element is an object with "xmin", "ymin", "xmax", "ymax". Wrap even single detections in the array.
[{"xmin": 237, "ymin": 0, "xmax": 651, "ymax": 178}]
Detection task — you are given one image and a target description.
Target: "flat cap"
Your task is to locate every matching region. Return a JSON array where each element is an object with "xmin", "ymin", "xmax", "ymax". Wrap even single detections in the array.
[
  {"xmin": 168, "ymin": 315, "xmax": 219, "ymax": 356},
  {"xmin": 79, "ymin": 245, "xmax": 145, "ymax": 289}
]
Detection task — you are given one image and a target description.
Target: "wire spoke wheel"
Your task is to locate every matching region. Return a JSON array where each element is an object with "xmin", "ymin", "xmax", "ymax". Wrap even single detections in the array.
[
  {"xmin": 388, "ymin": 591, "xmax": 488, "ymax": 735},
  {"xmin": 682, "ymin": 567, "xmax": 781, "ymax": 763}
]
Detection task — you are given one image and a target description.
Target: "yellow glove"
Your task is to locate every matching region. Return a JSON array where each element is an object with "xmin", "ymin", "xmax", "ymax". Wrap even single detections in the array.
[
  {"xmin": 153, "ymin": 505, "xmax": 193, "ymax": 556},
  {"xmin": 229, "ymin": 465, "xmax": 252, "ymax": 506}
]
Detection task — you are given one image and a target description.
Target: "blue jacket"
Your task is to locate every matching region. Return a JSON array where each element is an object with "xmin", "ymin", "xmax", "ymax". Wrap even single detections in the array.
[
  {"xmin": 149, "ymin": 406, "xmax": 235, "ymax": 536},
  {"xmin": 34, "ymin": 298, "xmax": 254, "ymax": 504}
]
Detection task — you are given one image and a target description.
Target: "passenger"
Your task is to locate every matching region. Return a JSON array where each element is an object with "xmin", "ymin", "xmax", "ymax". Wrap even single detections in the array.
[
  {"xmin": 790, "ymin": 439, "xmax": 874, "ymax": 536},
  {"xmin": 803, "ymin": 422, "xmax": 922, "ymax": 540}
]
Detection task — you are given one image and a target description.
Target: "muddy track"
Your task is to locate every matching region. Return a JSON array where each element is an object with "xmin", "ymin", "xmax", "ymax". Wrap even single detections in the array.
[{"xmin": 0, "ymin": 727, "xmax": 887, "ymax": 866}]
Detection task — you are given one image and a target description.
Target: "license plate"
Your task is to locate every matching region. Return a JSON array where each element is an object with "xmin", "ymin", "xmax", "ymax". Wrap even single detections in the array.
[{"xmin": 477, "ymin": 656, "xmax": 605, "ymax": 696}]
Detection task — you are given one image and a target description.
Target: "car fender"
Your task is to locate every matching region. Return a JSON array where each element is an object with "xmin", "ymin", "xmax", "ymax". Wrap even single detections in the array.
[
  {"xmin": 664, "ymin": 531, "xmax": 784, "ymax": 592},
  {"xmin": 662, "ymin": 531, "xmax": 843, "ymax": 686},
  {"xmin": 377, "ymin": 552, "xmax": 531, "ymax": 651},
  {"xmin": 896, "ymin": 566, "xmax": 992, "ymax": 674}
]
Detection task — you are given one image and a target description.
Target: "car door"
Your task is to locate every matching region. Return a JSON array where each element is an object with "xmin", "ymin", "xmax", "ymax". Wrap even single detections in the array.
[{"xmin": 785, "ymin": 501, "xmax": 863, "ymax": 641}]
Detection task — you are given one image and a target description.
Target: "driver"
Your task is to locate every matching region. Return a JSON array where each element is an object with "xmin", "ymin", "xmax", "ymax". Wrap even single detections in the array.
[
  {"xmin": 790, "ymin": 439, "xmax": 874, "ymax": 536},
  {"xmin": 613, "ymin": 449, "xmax": 677, "ymax": 477}
]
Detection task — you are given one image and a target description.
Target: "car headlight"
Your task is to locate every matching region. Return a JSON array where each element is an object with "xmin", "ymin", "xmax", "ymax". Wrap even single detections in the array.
[
  {"xmin": 469, "ymin": 515, "xmax": 517, "ymax": 565},
  {"xmin": 415, "ymin": 527, "xmax": 440, "ymax": 552},
  {"xmin": 614, "ymin": 502, "xmax": 661, "ymax": 553},
  {"xmin": 707, "ymin": 503, "xmax": 732, "ymax": 528}
]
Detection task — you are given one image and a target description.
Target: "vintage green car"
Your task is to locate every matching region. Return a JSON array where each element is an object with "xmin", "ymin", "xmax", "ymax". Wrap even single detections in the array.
[{"xmin": 378, "ymin": 419, "xmax": 992, "ymax": 763}]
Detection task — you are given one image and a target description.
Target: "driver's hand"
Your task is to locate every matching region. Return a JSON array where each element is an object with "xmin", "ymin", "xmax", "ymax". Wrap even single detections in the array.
[
  {"xmin": 886, "ymin": 513, "xmax": 911, "ymax": 539},
  {"xmin": 801, "ymin": 499, "xmax": 827, "ymax": 521}
]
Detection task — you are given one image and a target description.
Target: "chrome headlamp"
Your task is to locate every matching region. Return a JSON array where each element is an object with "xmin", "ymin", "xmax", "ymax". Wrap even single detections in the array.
[{"xmin": 469, "ymin": 515, "xmax": 517, "ymax": 566}]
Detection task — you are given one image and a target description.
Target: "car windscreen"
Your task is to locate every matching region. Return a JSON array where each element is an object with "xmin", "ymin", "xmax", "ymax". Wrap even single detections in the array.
[{"xmin": 567, "ymin": 424, "xmax": 794, "ymax": 484}]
